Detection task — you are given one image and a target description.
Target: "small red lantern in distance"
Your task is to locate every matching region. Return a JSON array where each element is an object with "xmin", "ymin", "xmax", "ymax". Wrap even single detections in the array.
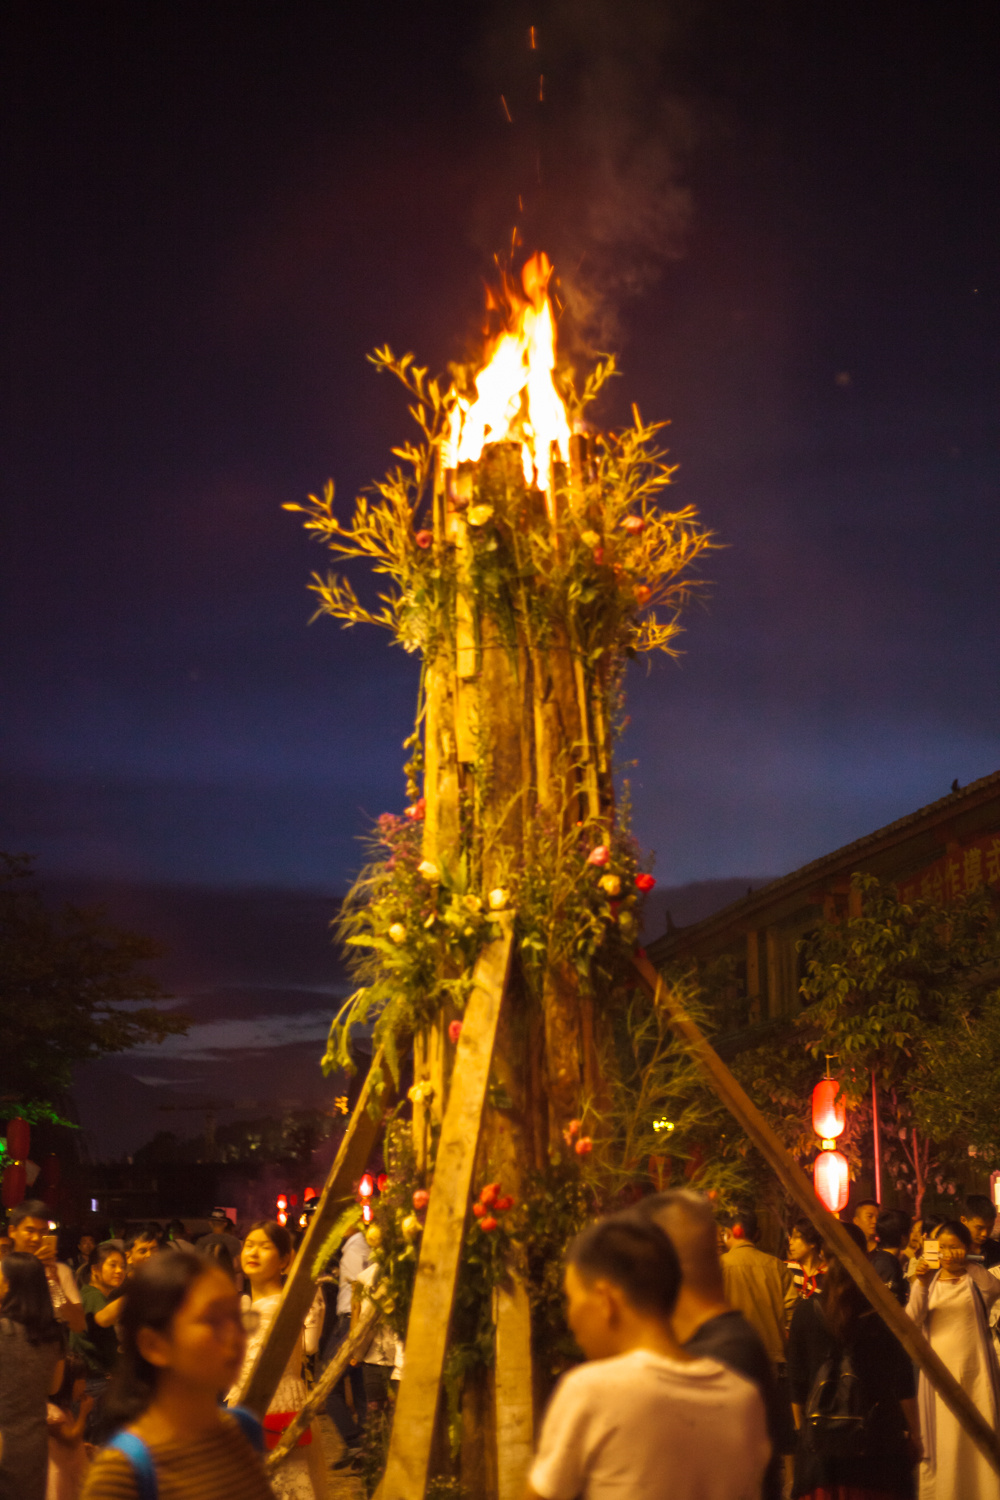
[
  {"xmin": 811, "ymin": 1078, "xmax": 846, "ymax": 1142},
  {"xmin": 358, "ymin": 1173, "xmax": 374, "ymax": 1199},
  {"xmin": 814, "ymin": 1149, "xmax": 850, "ymax": 1213},
  {"xmin": 362, "ymin": 1202, "xmax": 373, "ymax": 1224},
  {"xmin": 376, "ymin": 1173, "xmax": 388, "ymax": 1193}
]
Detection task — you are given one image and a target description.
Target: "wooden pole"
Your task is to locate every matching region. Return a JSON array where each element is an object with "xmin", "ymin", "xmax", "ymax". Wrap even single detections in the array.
[
  {"xmin": 236, "ymin": 1047, "xmax": 396, "ymax": 1417},
  {"xmin": 266, "ymin": 1296, "xmax": 383, "ymax": 1472},
  {"xmin": 631, "ymin": 950, "xmax": 1000, "ymax": 1476},
  {"xmin": 377, "ymin": 923, "xmax": 514, "ymax": 1500}
]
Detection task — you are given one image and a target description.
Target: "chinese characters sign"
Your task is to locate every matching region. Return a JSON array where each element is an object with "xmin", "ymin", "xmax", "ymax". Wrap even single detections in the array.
[{"xmin": 896, "ymin": 833, "xmax": 1000, "ymax": 905}]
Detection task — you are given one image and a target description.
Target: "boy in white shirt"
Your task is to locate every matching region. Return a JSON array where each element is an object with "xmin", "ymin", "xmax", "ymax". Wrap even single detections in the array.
[{"xmin": 528, "ymin": 1212, "xmax": 770, "ymax": 1500}]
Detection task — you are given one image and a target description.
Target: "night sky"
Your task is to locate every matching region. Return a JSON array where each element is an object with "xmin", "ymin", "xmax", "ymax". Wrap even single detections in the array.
[{"xmin": 3, "ymin": 2, "xmax": 999, "ymax": 1156}]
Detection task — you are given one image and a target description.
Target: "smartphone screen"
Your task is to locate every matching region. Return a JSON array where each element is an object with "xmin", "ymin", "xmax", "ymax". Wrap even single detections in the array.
[{"xmin": 923, "ymin": 1238, "xmax": 940, "ymax": 1266}]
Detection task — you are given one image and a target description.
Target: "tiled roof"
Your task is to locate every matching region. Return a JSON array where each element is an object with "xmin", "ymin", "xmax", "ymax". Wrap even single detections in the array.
[{"xmin": 650, "ymin": 766, "xmax": 1000, "ymax": 952}]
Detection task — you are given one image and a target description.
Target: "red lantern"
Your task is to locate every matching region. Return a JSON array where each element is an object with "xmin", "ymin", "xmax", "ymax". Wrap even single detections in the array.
[
  {"xmin": 6, "ymin": 1116, "xmax": 30, "ymax": 1160},
  {"xmin": 2, "ymin": 1161, "xmax": 27, "ymax": 1209},
  {"xmin": 811, "ymin": 1078, "xmax": 845, "ymax": 1141},
  {"xmin": 358, "ymin": 1174, "xmax": 374, "ymax": 1199},
  {"xmin": 814, "ymin": 1150, "xmax": 849, "ymax": 1213}
]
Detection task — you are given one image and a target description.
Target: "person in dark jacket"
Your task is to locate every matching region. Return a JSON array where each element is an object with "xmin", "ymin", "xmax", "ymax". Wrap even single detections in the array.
[
  {"xmin": 788, "ymin": 1223, "xmax": 920, "ymax": 1500},
  {"xmin": 870, "ymin": 1208, "xmax": 911, "ymax": 1305}
]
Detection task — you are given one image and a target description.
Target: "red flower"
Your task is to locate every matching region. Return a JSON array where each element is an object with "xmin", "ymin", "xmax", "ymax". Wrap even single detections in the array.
[
  {"xmin": 448, "ymin": 1020, "xmax": 463, "ymax": 1044},
  {"xmin": 586, "ymin": 846, "xmax": 610, "ymax": 867},
  {"xmin": 479, "ymin": 1181, "xmax": 501, "ymax": 1206},
  {"xmin": 593, "ymin": 546, "xmax": 604, "ymax": 564},
  {"xmin": 473, "ymin": 1202, "xmax": 487, "ymax": 1219},
  {"xmin": 404, "ymin": 797, "xmax": 426, "ymax": 821},
  {"xmin": 480, "ymin": 1215, "xmax": 499, "ymax": 1232},
  {"xmin": 412, "ymin": 1189, "xmax": 430, "ymax": 1211},
  {"xmin": 635, "ymin": 873, "xmax": 656, "ymax": 892},
  {"xmin": 622, "ymin": 515, "xmax": 645, "ymax": 534},
  {"xmin": 414, "ymin": 529, "xmax": 433, "ymax": 549},
  {"xmin": 566, "ymin": 1119, "xmax": 581, "ymax": 1138},
  {"xmin": 634, "ymin": 585, "xmax": 652, "ymax": 606},
  {"xmin": 575, "ymin": 1136, "xmax": 593, "ymax": 1156},
  {"xmin": 495, "ymin": 1195, "xmax": 514, "ymax": 1211}
]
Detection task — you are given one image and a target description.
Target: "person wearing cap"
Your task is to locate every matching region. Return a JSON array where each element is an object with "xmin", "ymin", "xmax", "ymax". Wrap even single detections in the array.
[{"xmin": 196, "ymin": 1209, "xmax": 241, "ymax": 1261}]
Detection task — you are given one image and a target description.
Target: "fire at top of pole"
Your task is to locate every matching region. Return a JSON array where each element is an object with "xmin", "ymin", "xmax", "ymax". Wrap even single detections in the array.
[{"xmin": 442, "ymin": 252, "xmax": 572, "ymax": 498}]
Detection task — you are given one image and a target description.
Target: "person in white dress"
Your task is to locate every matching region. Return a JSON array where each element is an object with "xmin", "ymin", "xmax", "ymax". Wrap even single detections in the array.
[
  {"xmin": 907, "ymin": 1219, "xmax": 1000, "ymax": 1500},
  {"xmin": 229, "ymin": 1220, "xmax": 328, "ymax": 1500}
]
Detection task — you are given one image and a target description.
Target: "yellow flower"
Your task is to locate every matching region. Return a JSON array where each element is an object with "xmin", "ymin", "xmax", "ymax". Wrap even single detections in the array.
[
  {"xmin": 580, "ymin": 530, "xmax": 601, "ymax": 548},
  {"xmin": 401, "ymin": 1213, "xmax": 423, "ymax": 1242},
  {"xmin": 467, "ymin": 504, "xmax": 494, "ymax": 526},
  {"xmin": 417, "ymin": 859, "xmax": 440, "ymax": 882},
  {"xmin": 388, "ymin": 922, "xmax": 407, "ymax": 945},
  {"xmin": 462, "ymin": 894, "xmax": 482, "ymax": 913},
  {"xmin": 598, "ymin": 873, "xmax": 622, "ymax": 897},
  {"xmin": 365, "ymin": 1224, "xmax": 383, "ymax": 1247},
  {"xmin": 488, "ymin": 887, "xmax": 509, "ymax": 910}
]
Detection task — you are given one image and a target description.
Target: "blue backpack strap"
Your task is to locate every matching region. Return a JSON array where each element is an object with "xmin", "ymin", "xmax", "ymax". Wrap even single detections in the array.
[
  {"xmin": 230, "ymin": 1404, "xmax": 265, "ymax": 1453},
  {"xmin": 107, "ymin": 1431, "xmax": 157, "ymax": 1500}
]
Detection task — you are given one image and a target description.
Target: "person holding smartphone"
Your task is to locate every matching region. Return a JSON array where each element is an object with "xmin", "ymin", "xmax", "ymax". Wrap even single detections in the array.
[
  {"xmin": 907, "ymin": 1219, "xmax": 1000, "ymax": 1499},
  {"xmin": 8, "ymin": 1202, "xmax": 86, "ymax": 1337}
]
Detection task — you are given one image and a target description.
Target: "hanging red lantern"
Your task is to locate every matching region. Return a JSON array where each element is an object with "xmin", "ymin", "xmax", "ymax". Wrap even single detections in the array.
[
  {"xmin": 2, "ymin": 1161, "xmax": 27, "ymax": 1209},
  {"xmin": 6, "ymin": 1116, "xmax": 30, "ymax": 1160},
  {"xmin": 358, "ymin": 1174, "xmax": 374, "ymax": 1199},
  {"xmin": 811, "ymin": 1078, "xmax": 845, "ymax": 1141},
  {"xmin": 814, "ymin": 1149, "xmax": 850, "ymax": 1213}
]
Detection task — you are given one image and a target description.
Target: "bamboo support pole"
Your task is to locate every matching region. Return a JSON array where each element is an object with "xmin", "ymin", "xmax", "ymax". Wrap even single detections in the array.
[
  {"xmin": 631, "ymin": 950, "xmax": 1000, "ymax": 1477},
  {"xmin": 266, "ymin": 1296, "xmax": 383, "ymax": 1472},
  {"xmin": 377, "ymin": 923, "xmax": 514, "ymax": 1500},
  {"xmin": 236, "ymin": 1048, "xmax": 396, "ymax": 1417}
]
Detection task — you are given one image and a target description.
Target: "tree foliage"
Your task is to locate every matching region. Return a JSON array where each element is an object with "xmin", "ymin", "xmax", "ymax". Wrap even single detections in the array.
[{"xmin": 0, "ymin": 854, "xmax": 188, "ymax": 1107}]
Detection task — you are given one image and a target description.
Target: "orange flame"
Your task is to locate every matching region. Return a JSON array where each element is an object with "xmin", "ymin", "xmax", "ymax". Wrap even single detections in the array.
[{"xmin": 444, "ymin": 252, "xmax": 571, "ymax": 500}]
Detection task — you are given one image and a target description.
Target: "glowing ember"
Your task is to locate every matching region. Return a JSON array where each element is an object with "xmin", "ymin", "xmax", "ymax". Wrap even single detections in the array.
[{"xmin": 444, "ymin": 252, "xmax": 572, "ymax": 500}]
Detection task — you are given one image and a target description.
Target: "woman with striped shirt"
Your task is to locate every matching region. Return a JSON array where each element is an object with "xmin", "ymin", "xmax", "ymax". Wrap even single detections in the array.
[{"xmin": 81, "ymin": 1249, "xmax": 273, "ymax": 1500}]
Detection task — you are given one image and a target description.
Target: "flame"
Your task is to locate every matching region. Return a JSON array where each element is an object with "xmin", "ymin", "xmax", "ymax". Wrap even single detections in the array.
[{"xmin": 444, "ymin": 252, "xmax": 572, "ymax": 501}]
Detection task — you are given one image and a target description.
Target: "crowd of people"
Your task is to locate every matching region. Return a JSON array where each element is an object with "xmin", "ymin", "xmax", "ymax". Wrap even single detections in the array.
[{"xmin": 1, "ymin": 1189, "xmax": 1000, "ymax": 1499}]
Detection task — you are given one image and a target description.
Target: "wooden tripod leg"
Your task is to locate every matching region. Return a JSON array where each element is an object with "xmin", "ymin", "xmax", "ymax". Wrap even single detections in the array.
[
  {"xmin": 236, "ymin": 1047, "xmax": 396, "ymax": 1417},
  {"xmin": 377, "ymin": 923, "xmax": 514, "ymax": 1500},
  {"xmin": 631, "ymin": 951, "xmax": 1000, "ymax": 1477}
]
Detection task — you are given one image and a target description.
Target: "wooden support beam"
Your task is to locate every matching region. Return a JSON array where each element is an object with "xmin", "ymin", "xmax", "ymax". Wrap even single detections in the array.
[
  {"xmin": 631, "ymin": 950, "xmax": 1000, "ymax": 1476},
  {"xmin": 266, "ymin": 1296, "xmax": 383, "ymax": 1472},
  {"xmin": 236, "ymin": 1048, "xmax": 396, "ymax": 1417},
  {"xmin": 494, "ymin": 1273, "xmax": 535, "ymax": 1500},
  {"xmin": 377, "ymin": 923, "xmax": 514, "ymax": 1500}
]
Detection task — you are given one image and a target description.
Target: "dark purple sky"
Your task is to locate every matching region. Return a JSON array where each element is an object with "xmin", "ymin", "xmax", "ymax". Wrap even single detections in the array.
[{"xmin": 3, "ymin": 2, "xmax": 999, "ymax": 1154}]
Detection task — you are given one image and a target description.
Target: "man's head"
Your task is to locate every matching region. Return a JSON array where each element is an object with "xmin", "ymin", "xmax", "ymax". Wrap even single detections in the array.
[
  {"xmin": 125, "ymin": 1230, "xmax": 159, "ymax": 1269},
  {"xmin": 565, "ymin": 1213, "xmax": 680, "ymax": 1361},
  {"xmin": 961, "ymin": 1195, "xmax": 997, "ymax": 1251},
  {"xmin": 636, "ymin": 1189, "xmax": 724, "ymax": 1301},
  {"xmin": 8, "ymin": 1200, "xmax": 52, "ymax": 1255},
  {"xmin": 875, "ymin": 1209, "xmax": 911, "ymax": 1254},
  {"xmin": 851, "ymin": 1200, "xmax": 879, "ymax": 1243},
  {"xmin": 208, "ymin": 1211, "xmax": 232, "ymax": 1236},
  {"xmin": 721, "ymin": 1208, "xmax": 759, "ymax": 1250}
]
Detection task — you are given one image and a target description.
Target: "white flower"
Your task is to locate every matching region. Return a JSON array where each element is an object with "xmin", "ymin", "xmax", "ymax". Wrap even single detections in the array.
[
  {"xmin": 488, "ymin": 888, "xmax": 509, "ymax": 910},
  {"xmin": 417, "ymin": 860, "xmax": 440, "ymax": 883},
  {"xmin": 467, "ymin": 504, "xmax": 494, "ymax": 526},
  {"xmin": 388, "ymin": 922, "xmax": 407, "ymax": 945}
]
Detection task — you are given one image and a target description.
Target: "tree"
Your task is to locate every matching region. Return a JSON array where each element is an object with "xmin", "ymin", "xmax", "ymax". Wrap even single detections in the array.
[
  {"xmin": 797, "ymin": 872, "xmax": 1000, "ymax": 1214},
  {"xmin": 0, "ymin": 853, "xmax": 188, "ymax": 1111}
]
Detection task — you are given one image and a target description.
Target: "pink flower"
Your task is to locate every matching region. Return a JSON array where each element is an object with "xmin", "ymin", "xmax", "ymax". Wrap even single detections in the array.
[
  {"xmin": 448, "ymin": 1020, "xmax": 463, "ymax": 1044},
  {"xmin": 412, "ymin": 1189, "xmax": 430, "ymax": 1211},
  {"xmin": 566, "ymin": 1119, "xmax": 581, "ymax": 1138},
  {"xmin": 575, "ymin": 1137, "xmax": 593, "ymax": 1156},
  {"xmin": 593, "ymin": 546, "xmax": 604, "ymax": 565},
  {"xmin": 622, "ymin": 515, "xmax": 645, "ymax": 534},
  {"xmin": 586, "ymin": 846, "xmax": 610, "ymax": 867},
  {"xmin": 635, "ymin": 873, "xmax": 656, "ymax": 892},
  {"xmin": 480, "ymin": 1215, "xmax": 499, "ymax": 1232},
  {"xmin": 414, "ymin": 529, "xmax": 433, "ymax": 549},
  {"xmin": 404, "ymin": 797, "xmax": 425, "ymax": 821}
]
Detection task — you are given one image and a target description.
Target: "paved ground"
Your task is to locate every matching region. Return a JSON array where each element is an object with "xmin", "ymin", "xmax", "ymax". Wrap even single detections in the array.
[{"xmin": 315, "ymin": 1413, "xmax": 365, "ymax": 1498}]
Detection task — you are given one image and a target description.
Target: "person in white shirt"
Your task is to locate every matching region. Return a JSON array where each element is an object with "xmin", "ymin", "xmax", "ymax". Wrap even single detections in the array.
[
  {"xmin": 528, "ymin": 1212, "xmax": 770, "ymax": 1500},
  {"xmin": 7, "ymin": 1198, "xmax": 86, "ymax": 1335}
]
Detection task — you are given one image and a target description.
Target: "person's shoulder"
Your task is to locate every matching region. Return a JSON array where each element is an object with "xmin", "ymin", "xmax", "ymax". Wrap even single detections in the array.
[{"xmin": 81, "ymin": 1443, "xmax": 141, "ymax": 1498}]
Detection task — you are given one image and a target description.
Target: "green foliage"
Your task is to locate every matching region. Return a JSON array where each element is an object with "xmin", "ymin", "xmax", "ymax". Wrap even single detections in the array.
[{"xmin": 0, "ymin": 853, "xmax": 188, "ymax": 1109}]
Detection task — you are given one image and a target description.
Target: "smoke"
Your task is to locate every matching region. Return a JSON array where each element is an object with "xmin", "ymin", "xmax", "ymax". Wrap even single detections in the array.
[{"xmin": 471, "ymin": 0, "xmax": 698, "ymax": 351}]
